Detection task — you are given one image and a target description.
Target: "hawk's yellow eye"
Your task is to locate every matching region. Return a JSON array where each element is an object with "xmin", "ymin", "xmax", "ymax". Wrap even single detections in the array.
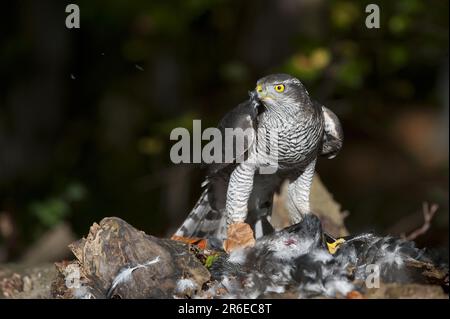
[
  {"xmin": 256, "ymin": 85, "xmax": 263, "ymax": 93},
  {"xmin": 274, "ymin": 84, "xmax": 285, "ymax": 92}
]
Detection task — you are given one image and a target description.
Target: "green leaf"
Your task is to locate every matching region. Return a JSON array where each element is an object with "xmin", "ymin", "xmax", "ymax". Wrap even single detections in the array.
[
  {"xmin": 336, "ymin": 59, "xmax": 370, "ymax": 89},
  {"xmin": 30, "ymin": 198, "xmax": 70, "ymax": 228},
  {"xmin": 205, "ymin": 254, "xmax": 219, "ymax": 268}
]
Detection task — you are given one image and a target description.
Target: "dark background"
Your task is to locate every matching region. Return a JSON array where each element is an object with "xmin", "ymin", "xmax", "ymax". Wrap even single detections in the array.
[{"xmin": 0, "ymin": 0, "xmax": 448, "ymax": 263}]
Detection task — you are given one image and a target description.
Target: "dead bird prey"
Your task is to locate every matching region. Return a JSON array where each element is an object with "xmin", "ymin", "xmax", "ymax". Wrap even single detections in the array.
[
  {"xmin": 174, "ymin": 74, "xmax": 343, "ymax": 251},
  {"xmin": 203, "ymin": 214, "xmax": 448, "ymax": 298}
]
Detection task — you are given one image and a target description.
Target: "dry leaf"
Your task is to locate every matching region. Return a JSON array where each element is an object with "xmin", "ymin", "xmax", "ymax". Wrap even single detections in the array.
[
  {"xmin": 223, "ymin": 222, "xmax": 255, "ymax": 253},
  {"xmin": 171, "ymin": 235, "xmax": 208, "ymax": 249},
  {"xmin": 346, "ymin": 290, "xmax": 364, "ymax": 299}
]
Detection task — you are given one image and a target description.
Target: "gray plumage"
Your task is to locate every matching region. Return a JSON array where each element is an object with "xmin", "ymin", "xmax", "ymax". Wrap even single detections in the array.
[
  {"xmin": 174, "ymin": 74, "xmax": 343, "ymax": 244},
  {"xmin": 204, "ymin": 214, "xmax": 442, "ymax": 298}
]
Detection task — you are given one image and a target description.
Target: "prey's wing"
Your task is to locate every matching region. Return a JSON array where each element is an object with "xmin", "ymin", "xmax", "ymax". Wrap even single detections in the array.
[{"xmin": 316, "ymin": 101, "xmax": 343, "ymax": 159}]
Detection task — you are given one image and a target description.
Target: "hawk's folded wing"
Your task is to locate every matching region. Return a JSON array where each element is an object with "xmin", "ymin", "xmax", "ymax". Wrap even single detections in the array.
[
  {"xmin": 317, "ymin": 102, "xmax": 343, "ymax": 159},
  {"xmin": 207, "ymin": 92, "xmax": 262, "ymax": 177}
]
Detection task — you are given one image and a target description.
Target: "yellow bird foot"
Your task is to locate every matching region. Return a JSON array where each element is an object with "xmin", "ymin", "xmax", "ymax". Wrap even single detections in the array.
[{"xmin": 326, "ymin": 238, "xmax": 346, "ymax": 254}]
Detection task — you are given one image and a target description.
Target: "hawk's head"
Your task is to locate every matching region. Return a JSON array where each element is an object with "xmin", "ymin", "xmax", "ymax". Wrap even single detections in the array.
[{"xmin": 254, "ymin": 74, "xmax": 312, "ymax": 116}]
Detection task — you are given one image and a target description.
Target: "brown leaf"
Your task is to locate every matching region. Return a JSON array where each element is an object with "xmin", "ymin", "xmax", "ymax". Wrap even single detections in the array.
[
  {"xmin": 346, "ymin": 290, "xmax": 364, "ymax": 299},
  {"xmin": 170, "ymin": 235, "xmax": 208, "ymax": 249},
  {"xmin": 223, "ymin": 222, "xmax": 255, "ymax": 253}
]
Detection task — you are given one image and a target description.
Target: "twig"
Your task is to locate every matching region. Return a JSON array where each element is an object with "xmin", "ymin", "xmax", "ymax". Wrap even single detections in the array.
[{"xmin": 404, "ymin": 202, "xmax": 438, "ymax": 241}]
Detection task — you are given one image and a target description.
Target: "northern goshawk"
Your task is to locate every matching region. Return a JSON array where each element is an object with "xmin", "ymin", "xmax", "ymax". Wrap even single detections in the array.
[{"xmin": 174, "ymin": 74, "xmax": 343, "ymax": 251}]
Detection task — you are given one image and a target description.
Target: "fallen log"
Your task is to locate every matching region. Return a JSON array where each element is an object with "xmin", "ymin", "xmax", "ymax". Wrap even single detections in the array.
[{"xmin": 51, "ymin": 217, "xmax": 210, "ymax": 299}]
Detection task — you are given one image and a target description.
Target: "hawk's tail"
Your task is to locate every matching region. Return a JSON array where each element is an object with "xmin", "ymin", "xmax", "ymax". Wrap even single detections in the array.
[{"xmin": 173, "ymin": 189, "xmax": 227, "ymax": 242}]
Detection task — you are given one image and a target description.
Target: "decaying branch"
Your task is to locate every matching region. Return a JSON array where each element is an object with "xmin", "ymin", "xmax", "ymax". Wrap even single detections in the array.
[
  {"xmin": 51, "ymin": 217, "xmax": 210, "ymax": 299},
  {"xmin": 404, "ymin": 202, "xmax": 439, "ymax": 241}
]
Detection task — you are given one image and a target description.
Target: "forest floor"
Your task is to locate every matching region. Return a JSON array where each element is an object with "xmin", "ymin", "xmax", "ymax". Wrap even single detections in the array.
[{"xmin": 0, "ymin": 177, "xmax": 447, "ymax": 299}]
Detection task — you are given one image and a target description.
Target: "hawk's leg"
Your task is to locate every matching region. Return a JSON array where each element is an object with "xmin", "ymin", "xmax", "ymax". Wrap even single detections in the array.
[
  {"xmin": 225, "ymin": 160, "xmax": 257, "ymax": 223},
  {"xmin": 286, "ymin": 159, "xmax": 316, "ymax": 224},
  {"xmin": 223, "ymin": 160, "xmax": 257, "ymax": 252}
]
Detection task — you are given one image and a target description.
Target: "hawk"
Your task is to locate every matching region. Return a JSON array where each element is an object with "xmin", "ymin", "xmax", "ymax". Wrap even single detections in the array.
[{"xmin": 173, "ymin": 74, "xmax": 343, "ymax": 251}]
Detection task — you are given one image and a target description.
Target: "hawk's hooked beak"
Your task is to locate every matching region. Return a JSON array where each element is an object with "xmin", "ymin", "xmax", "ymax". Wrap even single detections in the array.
[{"xmin": 255, "ymin": 84, "xmax": 273, "ymax": 102}]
